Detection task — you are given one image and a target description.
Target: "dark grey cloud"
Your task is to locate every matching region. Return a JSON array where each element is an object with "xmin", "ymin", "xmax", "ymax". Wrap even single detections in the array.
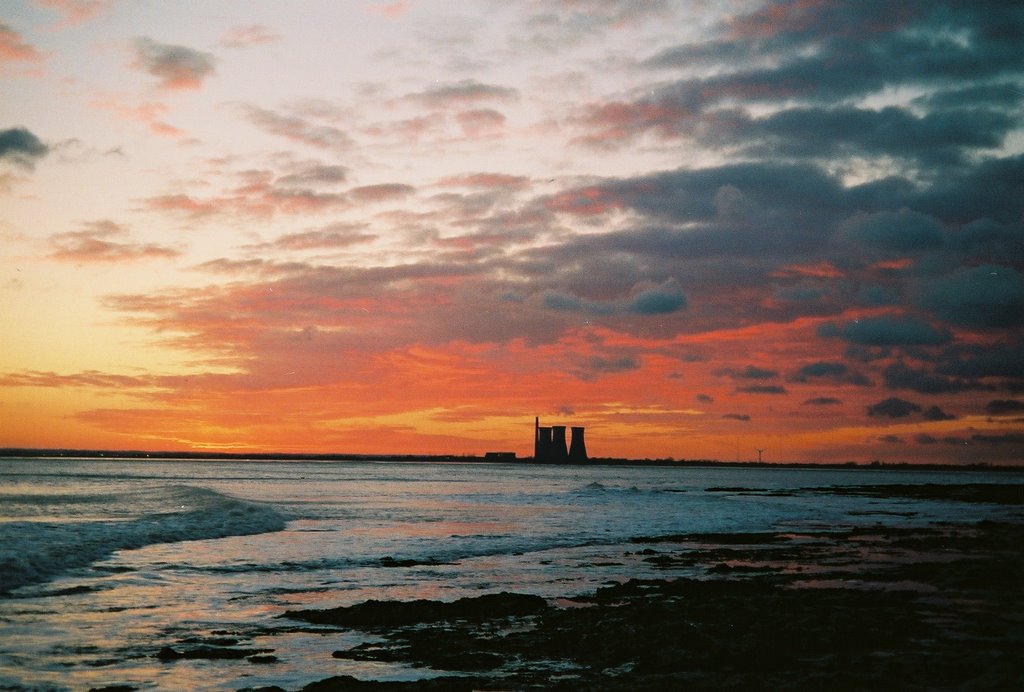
[
  {"xmin": 878, "ymin": 435, "xmax": 904, "ymax": 444},
  {"xmin": 720, "ymin": 365, "xmax": 778, "ymax": 380},
  {"xmin": 819, "ymin": 315, "xmax": 951, "ymax": 347},
  {"xmin": 541, "ymin": 280, "xmax": 686, "ymax": 317},
  {"xmin": 571, "ymin": 355, "xmax": 641, "ymax": 380},
  {"xmin": 915, "ymin": 433, "xmax": 939, "ymax": 444},
  {"xmin": 737, "ymin": 385, "xmax": 787, "ymax": 395},
  {"xmin": 936, "ymin": 343, "xmax": 1024, "ymax": 380},
  {"xmin": 922, "ymin": 405, "xmax": 956, "ymax": 421},
  {"xmin": 723, "ymin": 413, "xmax": 750, "ymax": 421},
  {"xmin": 882, "ymin": 363, "xmax": 985, "ymax": 394},
  {"xmin": 0, "ymin": 127, "xmax": 48, "ymax": 169},
  {"xmin": 919, "ymin": 264, "xmax": 1024, "ymax": 328},
  {"xmin": 132, "ymin": 37, "xmax": 216, "ymax": 89},
  {"xmin": 696, "ymin": 393, "xmax": 714, "ymax": 403},
  {"xmin": 792, "ymin": 361, "xmax": 871, "ymax": 386},
  {"xmin": 867, "ymin": 397, "xmax": 922, "ymax": 418},
  {"xmin": 986, "ymin": 399, "xmax": 1024, "ymax": 415},
  {"xmin": 804, "ymin": 397, "xmax": 842, "ymax": 406},
  {"xmin": 726, "ymin": 106, "xmax": 1016, "ymax": 165},
  {"xmin": 626, "ymin": 284, "xmax": 686, "ymax": 314},
  {"xmin": 971, "ymin": 432, "xmax": 1024, "ymax": 446},
  {"xmin": 838, "ymin": 209, "xmax": 944, "ymax": 254}
]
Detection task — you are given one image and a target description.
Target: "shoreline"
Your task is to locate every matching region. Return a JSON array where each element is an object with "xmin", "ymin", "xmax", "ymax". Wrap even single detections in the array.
[
  {"xmin": 2, "ymin": 447, "xmax": 1022, "ymax": 472},
  {"xmin": 233, "ymin": 514, "xmax": 1024, "ymax": 690}
]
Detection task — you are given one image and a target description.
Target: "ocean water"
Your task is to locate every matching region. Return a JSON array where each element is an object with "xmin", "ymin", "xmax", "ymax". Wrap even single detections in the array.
[{"xmin": 0, "ymin": 458, "xmax": 1020, "ymax": 690}]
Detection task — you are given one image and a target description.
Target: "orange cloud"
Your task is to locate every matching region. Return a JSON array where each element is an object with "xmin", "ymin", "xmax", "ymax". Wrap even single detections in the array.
[{"xmin": 48, "ymin": 220, "xmax": 179, "ymax": 262}]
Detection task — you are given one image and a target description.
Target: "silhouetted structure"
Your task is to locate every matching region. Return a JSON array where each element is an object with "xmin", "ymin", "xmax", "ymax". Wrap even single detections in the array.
[
  {"xmin": 569, "ymin": 426, "xmax": 588, "ymax": 462},
  {"xmin": 534, "ymin": 417, "xmax": 587, "ymax": 462}
]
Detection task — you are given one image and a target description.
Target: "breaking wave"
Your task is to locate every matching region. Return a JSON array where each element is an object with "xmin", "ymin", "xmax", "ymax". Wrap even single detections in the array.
[{"xmin": 0, "ymin": 485, "xmax": 286, "ymax": 594}]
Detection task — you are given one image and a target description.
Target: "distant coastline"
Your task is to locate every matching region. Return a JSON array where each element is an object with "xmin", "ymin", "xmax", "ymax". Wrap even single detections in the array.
[{"xmin": 1, "ymin": 448, "xmax": 1020, "ymax": 472}]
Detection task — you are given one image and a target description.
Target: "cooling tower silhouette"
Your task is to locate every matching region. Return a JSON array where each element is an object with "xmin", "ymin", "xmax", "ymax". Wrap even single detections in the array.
[
  {"xmin": 569, "ymin": 426, "xmax": 588, "ymax": 462},
  {"xmin": 534, "ymin": 417, "xmax": 587, "ymax": 462}
]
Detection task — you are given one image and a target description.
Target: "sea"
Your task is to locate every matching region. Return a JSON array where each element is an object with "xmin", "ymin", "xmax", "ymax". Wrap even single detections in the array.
[{"xmin": 1, "ymin": 457, "xmax": 1021, "ymax": 691}]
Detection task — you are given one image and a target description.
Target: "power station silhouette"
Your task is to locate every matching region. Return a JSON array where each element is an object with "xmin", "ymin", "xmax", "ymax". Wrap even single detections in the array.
[{"xmin": 534, "ymin": 417, "xmax": 588, "ymax": 463}]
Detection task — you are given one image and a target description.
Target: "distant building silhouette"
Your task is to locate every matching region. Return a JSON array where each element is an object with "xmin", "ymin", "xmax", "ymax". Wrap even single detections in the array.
[{"xmin": 534, "ymin": 417, "xmax": 587, "ymax": 462}]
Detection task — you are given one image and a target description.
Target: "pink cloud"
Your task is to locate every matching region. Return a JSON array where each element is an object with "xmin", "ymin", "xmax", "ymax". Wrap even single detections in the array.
[
  {"xmin": 35, "ymin": 0, "xmax": 111, "ymax": 26},
  {"xmin": 49, "ymin": 219, "xmax": 179, "ymax": 262},
  {"xmin": 437, "ymin": 172, "xmax": 531, "ymax": 190},
  {"xmin": 364, "ymin": 1, "xmax": 411, "ymax": 19},
  {"xmin": 544, "ymin": 185, "xmax": 625, "ymax": 216},
  {"xmin": 0, "ymin": 21, "xmax": 45, "ymax": 72},
  {"xmin": 219, "ymin": 23, "xmax": 281, "ymax": 48},
  {"xmin": 92, "ymin": 98, "xmax": 186, "ymax": 137},
  {"xmin": 456, "ymin": 108, "xmax": 506, "ymax": 137}
]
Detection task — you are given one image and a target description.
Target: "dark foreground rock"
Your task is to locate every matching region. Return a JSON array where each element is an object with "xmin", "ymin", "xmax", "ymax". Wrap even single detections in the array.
[
  {"xmin": 281, "ymin": 520, "xmax": 1024, "ymax": 691},
  {"xmin": 284, "ymin": 591, "xmax": 547, "ymax": 629}
]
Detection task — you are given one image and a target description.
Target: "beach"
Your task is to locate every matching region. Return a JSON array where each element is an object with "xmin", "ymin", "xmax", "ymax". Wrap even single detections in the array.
[{"xmin": 1, "ymin": 460, "xmax": 1021, "ymax": 690}]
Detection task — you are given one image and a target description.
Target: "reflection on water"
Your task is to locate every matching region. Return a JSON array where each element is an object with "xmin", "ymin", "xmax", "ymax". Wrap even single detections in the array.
[{"xmin": 0, "ymin": 459, "xmax": 1020, "ymax": 690}]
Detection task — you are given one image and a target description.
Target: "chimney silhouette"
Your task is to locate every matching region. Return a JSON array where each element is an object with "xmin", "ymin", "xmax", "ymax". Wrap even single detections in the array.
[
  {"xmin": 569, "ymin": 426, "xmax": 587, "ymax": 462},
  {"xmin": 550, "ymin": 426, "xmax": 568, "ymax": 461}
]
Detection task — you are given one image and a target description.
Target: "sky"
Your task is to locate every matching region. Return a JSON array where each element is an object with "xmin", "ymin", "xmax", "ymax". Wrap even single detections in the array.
[{"xmin": 1, "ymin": 0, "xmax": 1023, "ymax": 463}]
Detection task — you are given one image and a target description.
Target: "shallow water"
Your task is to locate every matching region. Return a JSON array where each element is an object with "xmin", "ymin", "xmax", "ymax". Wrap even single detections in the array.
[{"xmin": 1, "ymin": 458, "xmax": 1020, "ymax": 690}]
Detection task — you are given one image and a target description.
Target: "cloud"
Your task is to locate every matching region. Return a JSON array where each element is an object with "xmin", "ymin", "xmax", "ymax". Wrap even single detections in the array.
[
  {"xmin": 986, "ymin": 399, "xmax": 1024, "ymax": 415},
  {"xmin": 239, "ymin": 104, "xmax": 352, "ymax": 151},
  {"xmin": 456, "ymin": 108, "xmax": 506, "ymax": 137},
  {"xmin": 407, "ymin": 80, "xmax": 518, "ymax": 108},
  {"xmin": 919, "ymin": 265, "xmax": 1024, "ymax": 329},
  {"xmin": 867, "ymin": 397, "xmax": 922, "ymax": 418},
  {"xmin": 922, "ymin": 405, "xmax": 956, "ymax": 421},
  {"xmin": 574, "ymin": 355, "xmax": 641, "ymax": 379},
  {"xmin": 970, "ymin": 433, "xmax": 1024, "ymax": 446},
  {"xmin": 882, "ymin": 363, "xmax": 984, "ymax": 395},
  {"xmin": 792, "ymin": 361, "xmax": 871, "ymax": 386},
  {"xmin": 626, "ymin": 282, "xmax": 686, "ymax": 314},
  {"xmin": 348, "ymin": 183, "xmax": 415, "ymax": 203},
  {"xmin": 255, "ymin": 224, "xmax": 377, "ymax": 251},
  {"xmin": 723, "ymin": 413, "xmax": 750, "ymax": 421},
  {"xmin": 132, "ymin": 37, "xmax": 216, "ymax": 90},
  {"xmin": 696, "ymin": 394, "xmax": 714, "ymax": 403},
  {"xmin": 275, "ymin": 164, "xmax": 347, "ymax": 188},
  {"xmin": 49, "ymin": 220, "xmax": 179, "ymax": 263},
  {"xmin": 804, "ymin": 397, "xmax": 842, "ymax": 406},
  {"xmin": 437, "ymin": 172, "xmax": 531, "ymax": 190},
  {"xmin": 0, "ymin": 127, "xmax": 48, "ymax": 168},
  {"xmin": 1, "ymin": 21, "xmax": 45, "ymax": 68},
  {"xmin": 737, "ymin": 385, "xmax": 787, "ymax": 394},
  {"xmin": 818, "ymin": 315, "xmax": 951, "ymax": 346},
  {"xmin": 838, "ymin": 208, "xmax": 944, "ymax": 254},
  {"xmin": 721, "ymin": 365, "xmax": 778, "ymax": 380},
  {"xmin": 91, "ymin": 98, "xmax": 186, "ymax": 138},
  {"xmin": 219, "ymin": 24, "xmax": 281, "ymax": 48},
  {"xmin": 36, "ymin": 0, "xmax": 111, "ymax": 26},
  {"xmin": 541, "ymin": 280, "xmax": 686, "ymax": 317}
]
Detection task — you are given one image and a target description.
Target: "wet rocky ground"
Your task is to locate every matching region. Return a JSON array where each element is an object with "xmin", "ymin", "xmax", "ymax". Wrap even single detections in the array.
[{"xmin": 164, "ymin": 483, "xmax": 1024, "ymax": 691}]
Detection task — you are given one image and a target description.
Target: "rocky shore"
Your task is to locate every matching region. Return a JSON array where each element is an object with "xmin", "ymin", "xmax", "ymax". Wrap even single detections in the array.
[{"xmin": 212, "ymin": 483, "xmax": 1023, "ymax": 690}]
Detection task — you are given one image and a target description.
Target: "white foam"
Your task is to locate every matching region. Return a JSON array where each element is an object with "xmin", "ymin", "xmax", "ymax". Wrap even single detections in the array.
[{"xmin": 0, "ymin": 485, "xmax": 285, "ymax": 593}]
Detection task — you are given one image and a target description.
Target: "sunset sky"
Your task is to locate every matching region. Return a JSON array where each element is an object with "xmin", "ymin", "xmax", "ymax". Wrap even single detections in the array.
[{"xmin": 2, "ymin": 0, "xmax": 1022, "ymax": 463}]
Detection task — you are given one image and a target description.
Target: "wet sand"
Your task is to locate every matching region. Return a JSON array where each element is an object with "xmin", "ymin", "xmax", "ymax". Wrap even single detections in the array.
[{"xmin": 229, "ymin": 483, "xmax": 1024, "ymax": 690}]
